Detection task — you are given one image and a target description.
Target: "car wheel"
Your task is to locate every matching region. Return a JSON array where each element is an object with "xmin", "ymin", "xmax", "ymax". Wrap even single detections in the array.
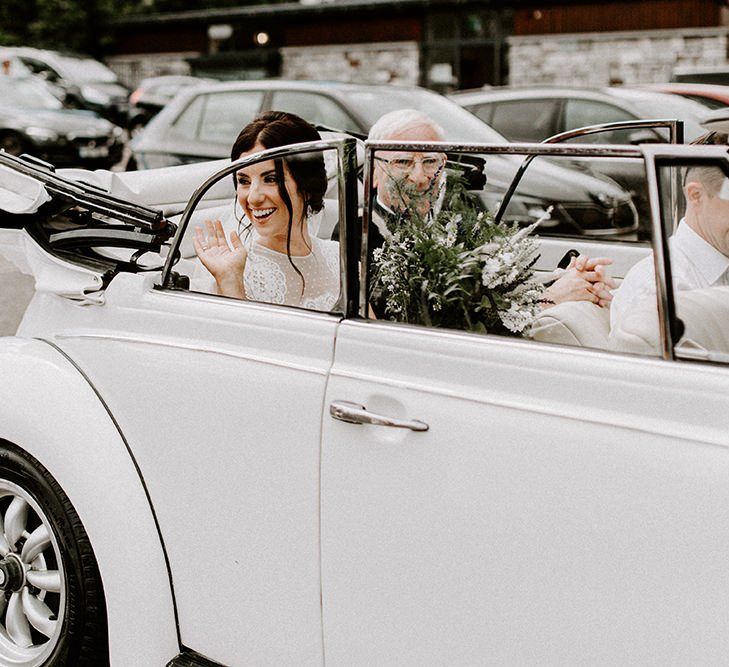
[
  {"xmin": 0, "ymin": 442, "xmax": 108, "ymax": 666},
  {"xmin": 0, "ymin": 132, "xmax": 28, "ymax": 157}
]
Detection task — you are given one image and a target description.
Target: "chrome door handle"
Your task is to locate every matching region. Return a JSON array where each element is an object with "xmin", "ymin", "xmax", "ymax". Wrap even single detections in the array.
[{"xmin": 329, "ymin": 401, "xmax": 429, "ymax": 432}]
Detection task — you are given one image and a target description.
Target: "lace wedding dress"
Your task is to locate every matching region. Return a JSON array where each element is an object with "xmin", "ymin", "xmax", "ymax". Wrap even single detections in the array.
[{"xmin": 243, "ymin": 235, "xmax": 340, "ymax": 311}]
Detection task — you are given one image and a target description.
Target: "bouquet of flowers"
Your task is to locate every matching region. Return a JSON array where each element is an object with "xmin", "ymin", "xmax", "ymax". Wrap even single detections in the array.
[{"xmin": 372, "ymin": 176, "xmax": 546, "ymax": 336}]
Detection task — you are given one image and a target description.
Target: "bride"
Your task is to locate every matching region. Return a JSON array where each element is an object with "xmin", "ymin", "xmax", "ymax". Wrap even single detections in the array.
[{"xmin": 194, "ymin": 111, "xmax": 340, "ymax": 311}]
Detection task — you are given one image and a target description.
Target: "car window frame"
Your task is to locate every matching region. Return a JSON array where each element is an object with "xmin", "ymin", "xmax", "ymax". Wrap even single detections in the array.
[
  {"xmin": 493, "ymin": 119, "xmax": 684, "ymax": 241},
  {"xmin": 360, "ymin": 138, "xmax": 677, "ymax": 353},
  {"xmin": 160, "ymin": 137, "xmax": 360, "ymax": 317},
  {"xmin": 641, "ymin": 143, "xmax": 729, "ymax": 365}
]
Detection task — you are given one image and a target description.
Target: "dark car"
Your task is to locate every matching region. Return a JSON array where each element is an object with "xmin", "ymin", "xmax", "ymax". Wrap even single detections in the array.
[
  {"xmin": 449, "ymin": 86, "xmax": 708, "ymax": 144},
  {"xmin": 128, "ymin": 75, "xmax": 216, "ymax": 134},
  {"xmin": 0, "ymin": 76, "xmax": 124, "ymax": 168},
  {"xmin": 0, "ymin": 47, "xmax": 131, "ymax": 127},
  {"xmin": 130, "ymin": 80, "xmax": 639, "ymax": 239}
]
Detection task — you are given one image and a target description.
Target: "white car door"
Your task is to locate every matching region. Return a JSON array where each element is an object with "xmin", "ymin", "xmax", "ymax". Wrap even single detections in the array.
[
  {"xmin": 320, "ymin": 142, "xmax": 729, "ymax": 664},
  {"xmin": 28, "ymin": 140, "xmax": 359, "ymax": 666}
]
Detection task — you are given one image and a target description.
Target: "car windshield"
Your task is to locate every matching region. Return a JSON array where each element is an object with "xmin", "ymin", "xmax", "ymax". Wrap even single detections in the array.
[
  {"xmin": 54, "ymin": 54, "xmax": 119, "ymax": 83},
  {"xmin": 346, "ymin": 88, "xmax": 506, "ymax": 142},
  {"xmin": 608, "ymin": 90, "xmax": 709, "ymax": 142},
  {"xmin": 0, "ymin": 77, "xmax": 62, "ymax": 110}
]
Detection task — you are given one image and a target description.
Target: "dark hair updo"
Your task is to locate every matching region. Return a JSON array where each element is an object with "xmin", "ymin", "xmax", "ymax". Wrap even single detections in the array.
[{"xmin": 230, "ymin": 110, "xmax": 328, "ymax": 215}]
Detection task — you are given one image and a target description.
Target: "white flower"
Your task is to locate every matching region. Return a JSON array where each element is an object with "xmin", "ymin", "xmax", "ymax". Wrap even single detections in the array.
[
  {"xmin": 500, "ymin": 303, "xmax": 537, "ymax": 333},
  {"xmin": 481, "ymin": 257, "xmax": 503, "ymax": 287}
]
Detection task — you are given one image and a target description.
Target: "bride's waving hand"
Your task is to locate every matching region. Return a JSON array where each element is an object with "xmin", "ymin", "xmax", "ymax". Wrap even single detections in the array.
[{"xmin": 193, "ymin": 218, "xmax": 248, "ymax": 299}]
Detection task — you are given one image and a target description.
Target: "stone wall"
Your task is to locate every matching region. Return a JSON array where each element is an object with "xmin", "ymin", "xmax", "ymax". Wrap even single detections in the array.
[
  {"xmin": 508, "ymin": 27, "xmax": 729, "ymax": 86},
  {"xmin": 281, "ymin": 41, "xmax": 419, "ymax": 85}
]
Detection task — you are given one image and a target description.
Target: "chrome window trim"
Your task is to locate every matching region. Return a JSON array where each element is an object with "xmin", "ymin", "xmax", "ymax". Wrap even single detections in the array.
[
  {"xmin": 160, "ymin": 137, "xmax": 360, "ymax": 316},
  {"xmin": 359, "ymin": 139, "xmax": 644, "ymax": 320},
  {"xmin": 640, "ymin": 143, "xmax": 729, "ymax": 361},
  {"xmin": 543, "ymin": 119, "xmax": 683, "ymax": 145},
  {"xmin": 495, "ymin": 119, "xmax": 683, "ymax": 226},
  {"xmin": 359, "ymin": 139, "xmax": 729, "ymax": 363}
]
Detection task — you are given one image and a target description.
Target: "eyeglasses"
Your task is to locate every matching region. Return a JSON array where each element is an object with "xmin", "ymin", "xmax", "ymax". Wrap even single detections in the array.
[{"xmin": 375, "ymin": 154, "xmax": 445, "ymax": 176}]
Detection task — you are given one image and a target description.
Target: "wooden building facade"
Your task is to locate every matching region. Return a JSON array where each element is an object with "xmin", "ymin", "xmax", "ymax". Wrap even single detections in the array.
[{"xmin": 107, "ymin": 0, "xmax": 728, "ymax": 89}]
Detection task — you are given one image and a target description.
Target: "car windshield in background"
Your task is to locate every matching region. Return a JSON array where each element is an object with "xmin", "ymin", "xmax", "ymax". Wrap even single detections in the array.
[
  {"xmin": 0, "ymin": 77, "xmax": 63, "ymax": 110},
  {"xmin": 347, "ymin": 88, "xmax": 506, "ymax": 142},
  {"xmin": 53, "ymin": 54, "xmax": 119, "ymax": 83}
]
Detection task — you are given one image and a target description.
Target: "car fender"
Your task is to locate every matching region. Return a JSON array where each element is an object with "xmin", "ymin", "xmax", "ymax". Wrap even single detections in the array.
[{"xmin": 0, "ymin": 336, "xmax": 179, "ymax": 666}]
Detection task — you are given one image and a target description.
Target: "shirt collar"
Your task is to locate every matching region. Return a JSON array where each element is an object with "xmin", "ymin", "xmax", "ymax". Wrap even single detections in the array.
[{"xmin": 674, "ymin": 219, "xmax": 729, "ymax": 285}]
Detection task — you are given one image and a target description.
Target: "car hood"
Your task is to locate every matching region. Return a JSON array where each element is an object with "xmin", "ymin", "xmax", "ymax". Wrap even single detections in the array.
[{"xmin": 0, "ymin": 106, "xmax": 114, "ymax": 135}]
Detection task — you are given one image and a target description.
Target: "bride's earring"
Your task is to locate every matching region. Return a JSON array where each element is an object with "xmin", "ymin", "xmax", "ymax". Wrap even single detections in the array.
[{"xmin": 306, "ymin": 203, "xmax": 313, "ymax": 218}]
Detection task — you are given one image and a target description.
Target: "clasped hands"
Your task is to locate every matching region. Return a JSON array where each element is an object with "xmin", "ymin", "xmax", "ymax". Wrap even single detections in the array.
[{"xmin": 544, "ymin": 254, "xmax": 616, "ymax": 308}]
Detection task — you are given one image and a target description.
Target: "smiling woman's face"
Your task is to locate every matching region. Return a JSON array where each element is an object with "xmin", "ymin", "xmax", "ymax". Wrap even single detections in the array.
[{"xmin": 236, "ymin": 142, "xmax": 306, "ymax": 248}]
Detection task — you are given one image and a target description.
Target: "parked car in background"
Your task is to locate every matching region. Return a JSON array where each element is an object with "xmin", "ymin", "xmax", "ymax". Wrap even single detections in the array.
[
  {"xmin": 0, "ymin": 47, "xmax": 130, "ymax": 127},
  {"xmin": 671, "ymin": 64, "xmax": 729, "ymax": 86},
  {"xmin": 0, "ymin": 134, "xmax": 728, "ymax": 666},
  {"xmin": 0, "ymin": 76, "xmax": 124, "ymax": 168},
  {"xmin": 127, "ymin": 74, "xmax": 216, "ymax": 135},
  {"xmin": 449, "ymin": 86, "xmax": 708, "ymax": 143},
  {"xmin": 450, "ymin": 86, "xmax": 710, "ymax": 238},
  {"xmin": 130, "ymin": 79, "xmax": 639, "ymax": 239},
  {"xmin": 631, "ymin": 82, "xmax": 729, "ymax": 110}
]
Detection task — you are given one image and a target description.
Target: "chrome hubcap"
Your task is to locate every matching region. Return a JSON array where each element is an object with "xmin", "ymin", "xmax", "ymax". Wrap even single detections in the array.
[
  {"xmin": 0, "ymin": 481, "xmax": 65, "ymax": 666},
  {"xmin": 0, "ymin": 555, "xmax": 25, "ymax": 593}
]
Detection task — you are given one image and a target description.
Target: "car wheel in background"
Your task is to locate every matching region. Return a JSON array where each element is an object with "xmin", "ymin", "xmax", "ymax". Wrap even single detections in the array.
[
  {"xmin": 0, "ymin": 442, "xmax": 108, "ymax": 666},
  {"xmin": 0, "ymin": 132, "xmax": 28, "ymax": 157}
]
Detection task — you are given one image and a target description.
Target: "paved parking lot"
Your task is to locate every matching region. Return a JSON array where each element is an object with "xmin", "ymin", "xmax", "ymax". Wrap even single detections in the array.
[{"xmin": 0, "ymin": 258, "xmax": 33, "ymax": 335}]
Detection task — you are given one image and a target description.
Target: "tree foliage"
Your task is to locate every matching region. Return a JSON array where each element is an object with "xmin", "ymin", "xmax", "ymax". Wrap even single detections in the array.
[{"xmin": 0, "ymin": 0, "xmax": 287, "ymax": 55}]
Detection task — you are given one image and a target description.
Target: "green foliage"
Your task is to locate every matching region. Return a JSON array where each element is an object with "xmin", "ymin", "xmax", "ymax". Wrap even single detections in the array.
[
  {"xmin": 0, "ymin": 0, "xmax": 283, "ymax": 53},
  {"xmin": 0, "ymin": 0, "xmax": 120, "ymax": 54},
  {"xmin": 372, "ymin": 174, "xmax": 545, "ymax": 336}
]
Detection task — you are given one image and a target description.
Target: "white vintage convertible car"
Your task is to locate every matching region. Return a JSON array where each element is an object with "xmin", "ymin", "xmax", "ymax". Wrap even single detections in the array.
[{"xmin": 0, "ymin": 128, "xmax": 727, "ymax": 666}]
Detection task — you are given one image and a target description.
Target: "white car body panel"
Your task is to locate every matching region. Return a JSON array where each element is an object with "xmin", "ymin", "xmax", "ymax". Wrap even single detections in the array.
[
  {"xmin": 321, "ymin": 320, "xmax": 729, "ymax": 664},
  {"xmin": 0, "ymin": 228, "xmax": 103, "ymax": 299},
  {"xmin": 1, "ymin": 139, "xmax": 729, "ymax": 664},
  {"xmin": 21, "ymin": 271, "xmax": 339, "ymax": 665},
  {"xmin": 0, "ymin": 337, "xmax": 178, "ymax": 666}
]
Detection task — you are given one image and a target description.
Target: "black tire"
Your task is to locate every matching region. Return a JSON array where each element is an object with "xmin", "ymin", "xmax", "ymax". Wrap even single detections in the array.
[
  {"xmin": 0, "ymin": 132, "xmax": 28, "ymax": 157},
  {"xmin": 0, "ymin": 441, "xmax": 108, "ymax": 666}
]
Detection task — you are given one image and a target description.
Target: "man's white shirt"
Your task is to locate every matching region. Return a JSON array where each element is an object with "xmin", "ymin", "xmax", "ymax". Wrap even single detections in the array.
[{"xmin": 610, "ymin": 219, "xmax": 729, "ymax": 332}]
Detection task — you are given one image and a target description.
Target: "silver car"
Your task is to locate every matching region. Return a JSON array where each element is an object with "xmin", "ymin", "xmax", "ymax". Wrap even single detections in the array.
[{"xmin": 130, "ymin": 80, "xmax": 639, "ymax": 239}]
